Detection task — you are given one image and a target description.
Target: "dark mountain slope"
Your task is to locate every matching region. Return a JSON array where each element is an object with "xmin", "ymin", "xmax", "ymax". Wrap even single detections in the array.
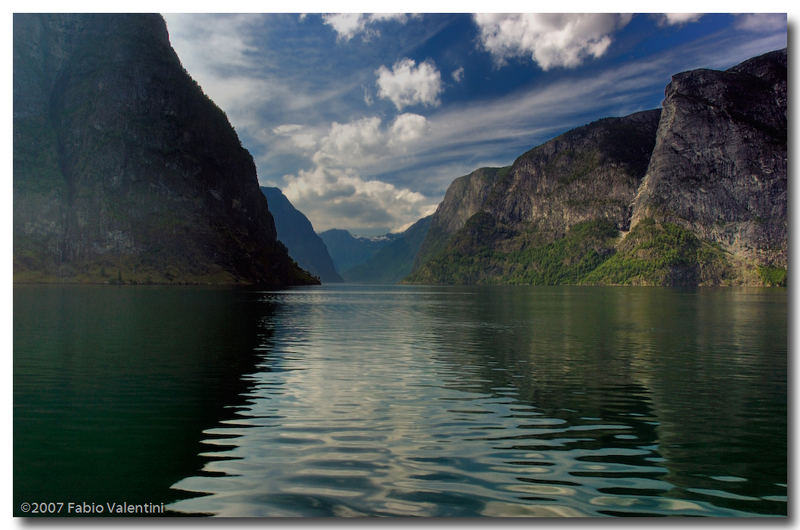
[
  {"xmin": 14, "ymin": 13, "xmax": 316, "ymax": 286},
  {"xmin": 261, "ymin": 187, "xmax": 342, "ymax": 283}
]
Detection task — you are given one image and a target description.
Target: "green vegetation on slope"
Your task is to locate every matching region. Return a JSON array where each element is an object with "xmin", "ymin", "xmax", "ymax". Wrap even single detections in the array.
[
  {"xmin": 412, "ymin": 166, "xmax": 511, "ymax": 271},
  {"xmin": 758, "ymin": 266, "xmax": 787, "ymax": 287},
  {"xmin": 405, "ymin": 216, "xmax": 619, "ymax": 285},
  {"xmin": 405, "ymin": 215, "xmax": 773, "ymax": 287},
  {"xmin": 582, "ymin": 218, "xmax": 735, "ymax": 286},
  {"xmin": 505, "ymin": 219, "xmax": 618, "ymax": 284}
]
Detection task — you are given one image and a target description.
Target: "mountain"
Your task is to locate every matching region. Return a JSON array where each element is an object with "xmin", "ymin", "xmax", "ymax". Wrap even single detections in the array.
[
  {"xmin": 13, "ymin": 13, "xmax": 317, "ymax": 286},
  {"xmin": 407, "ymin": 48, "xmax": 786, "ymax": 287},
  {"xmin": 260, "ymin": 187, "xmax": 342, "ymax": 283},
  {"xmin": 622, "ymin": 48, "xmax": 787, "ymax": 285},
  {"xmin": 412, "ymin": 167, "xmax": 510, "ymax": 272},
  {"xmin": 343, "ymin": 216, "xmax": 432, "ymax": 283},
  {"xmin": 407, "ymin": 110, "xmax": 661, "ymax": 285},
  {"xmin": 318, "ymin": 229, "xmax": 399, "ymax": 274}
]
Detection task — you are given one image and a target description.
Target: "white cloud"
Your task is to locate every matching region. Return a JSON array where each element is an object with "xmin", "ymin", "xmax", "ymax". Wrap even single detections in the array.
[
  {"xmin": 280, "ymin": 114, "xmax": 436, "ymax": 232},
  {"xmin": 389, "ymin": 113, "xmax": 428, "ymax": 147},
  {"xmin": 452, "ymin": 66, "xmax": 464, "ymax": 83},
  {"xmin": 162, "ymin": 14, "xmax": 269, "ymax": 127},
  {"xmin": 163, "ymin": 13, "xmax": 367, "ymax": 170},
  {"xmin": 313, "ymin": 117, "xmax": 384, "ymax": 167},
  {"xmin": 735, "ymin": 14, "xmax": 787, "ymax": 33},
  {"xmin": 283, "ymin": 166, "xmax": 436, "ymax": 233},
  {"xmin": 322, "ymin": 13, "xmax": 411, "ymax": 42},
  {"xmin": 322, "ymin": 13, "xmax": 364, "ymax": 41},
  {"xmin": 375, "ymin": 58, "xmax": 443, "ymax": 110},
  {"xmin": 658, "ymin": 13, "xmax": 704, "ymax": 26},
  {"xmin": 164, "ymin": 13, "xmax": 259, "ymax": 71},
  {"xmin": 272, "ymin": 124, "xmax": 318, "ymax": 151},
  {"xmin": 473, "ymin": 13, "xmax": 631, "ymax": 70}
]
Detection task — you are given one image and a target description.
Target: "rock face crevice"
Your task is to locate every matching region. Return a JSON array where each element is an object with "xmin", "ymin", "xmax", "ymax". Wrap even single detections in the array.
[{"xmin": 14, "ymin": 14, "xmax": 316, "ymax": 286}]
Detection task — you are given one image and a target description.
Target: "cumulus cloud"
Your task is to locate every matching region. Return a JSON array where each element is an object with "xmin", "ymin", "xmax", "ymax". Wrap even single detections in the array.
[
  {"xmin": 389, "ymin": 113, "xmax": 429, "ymax": 147},
  {"xmin": 473, "ymin": 13, "xmax": 631, "ymax": 70},
  {"xmin": 452, "ymin": 66, "xmax": 464, "ymax": 82},
  {"xmin": 280, "ymin": 114, "xmax": 436, "ymax": 232},
  {"xmin": 658, "ymin": 13, "xmax": 704, "ymax": 26},
  {"xmin": 735, "ymin": 14, "xmax": 787, "ymax": 33},
  {"xmin": 323, "ymin": 13, "xmax": 411, "ymax": 41},
  {"xmin": 312, "ymin": 117, "xmax": 385, "ymax": 167},
  {"xmin": 283, "ymin": 165, "xmax": 436, "ymax": 232},
  {"xmin": 375, "ymin": 58, "xmax": 443, "ymax": 110}
]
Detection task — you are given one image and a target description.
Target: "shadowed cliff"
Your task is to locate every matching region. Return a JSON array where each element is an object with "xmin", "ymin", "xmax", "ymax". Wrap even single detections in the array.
[{"xmin": 14, "ymin": 13, "xmax": 317, "ymax": 286}]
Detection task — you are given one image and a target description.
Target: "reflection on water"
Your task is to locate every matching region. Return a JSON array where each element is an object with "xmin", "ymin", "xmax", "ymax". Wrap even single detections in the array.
[
  {"xmin": 14, "ymin": 286, "xmax": 275, "ymax": 513},
  {"xmin": 166, "ymin": 285, "xmax": 786, "ymax": 517}
]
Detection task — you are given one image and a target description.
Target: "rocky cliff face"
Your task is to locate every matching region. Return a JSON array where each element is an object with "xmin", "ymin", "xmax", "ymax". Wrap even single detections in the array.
[
  {"xmin": 487, "ymin": 109, "xmax": 661, "ymax": 233},
  {"xmin": 412, "ymin": 167, "xmax": 508, "ymax": 271},
  {"xmin": 14, "ymin": 13, "xmax": 317, "ymax": 286},
  {"xmin": 408, "ymin": 110, "xmax": 661, "ymax": 284},
  {"xmin": 261, "ymin": 187, "xmax": 342, "ymax": 283},
  {"xmin": 408, "ymin": 49, "xmax": 786, "ymax": 286},
  {"xmin": 631, "ymin": 48, "xmax": 787, "ymax": 268}
]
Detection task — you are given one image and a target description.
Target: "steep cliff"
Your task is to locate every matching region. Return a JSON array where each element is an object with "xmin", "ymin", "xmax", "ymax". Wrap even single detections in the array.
[
  {"xmin": 630, "ymin": 48, "xmax": 787, "ymax": 270},
  {"xmin": 412, "ymin": 167, "xmax": 509, "ymax": 271},
  {"xmin": 261, "ymin": 187, "xmax": 342, "ymax": 283},
  {"xmin": 407, "ymin": 110, "xmax": 661, "ymax": 284},
  {"xmin": 408, "ymin": 49, "xmax": 786, "ymax": 287},
  {"xmin": 13, "ymin": 13, "xmax": 317, "ymax": 286}
]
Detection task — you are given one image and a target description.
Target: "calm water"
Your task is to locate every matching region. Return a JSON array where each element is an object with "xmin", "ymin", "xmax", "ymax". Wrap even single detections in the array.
[{"xmin": 14, "ymin": 284, "xmax": 787, "ymax": 517}]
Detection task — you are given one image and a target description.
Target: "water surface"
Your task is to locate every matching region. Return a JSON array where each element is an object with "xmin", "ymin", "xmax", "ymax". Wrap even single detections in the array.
[{"xmin": 14, "ymin": 285, "xmax": 787, "ymax": 516}]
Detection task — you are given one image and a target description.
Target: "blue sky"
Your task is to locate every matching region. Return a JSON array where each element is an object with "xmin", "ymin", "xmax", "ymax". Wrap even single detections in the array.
[{"xmin": 162, "ymin": 12, "xmax": 786, "ymax": 236}]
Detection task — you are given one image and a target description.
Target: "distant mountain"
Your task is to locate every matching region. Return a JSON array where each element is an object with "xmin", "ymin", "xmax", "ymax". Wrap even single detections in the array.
[
  {"xmin": 261, "ymin": 187, "xmax": 342, "ymax": 283},
  {"xmin": 318, "ymin": 229, "xmax": 399, "ymax": 274},
  {"xmin": 407, "ymin": 48, "xmax": 786, "ymax": 287},
  {"xmin": 343, "ymin": 216, "xmax": 432, "ymax": 283},
  {"xmin": 13, "ymin": 14, "xmax": 316, "ymax": 286}
]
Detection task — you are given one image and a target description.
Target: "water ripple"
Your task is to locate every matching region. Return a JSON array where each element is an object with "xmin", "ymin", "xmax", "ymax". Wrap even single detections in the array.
[{"xmin": 169, "ymin": 285, "xmax": 786, "ymax": 517}]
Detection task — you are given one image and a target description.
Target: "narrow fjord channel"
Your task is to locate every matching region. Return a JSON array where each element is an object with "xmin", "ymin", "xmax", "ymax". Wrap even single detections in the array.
[{"xmin": 14, "ymin": 284, "xmax": 786, "ymax": 516}]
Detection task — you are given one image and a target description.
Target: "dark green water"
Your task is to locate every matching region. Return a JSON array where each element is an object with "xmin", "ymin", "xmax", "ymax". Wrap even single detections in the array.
[{"xmin": 14, "ymin": 284, "xmax": 787, "ymax": 517}]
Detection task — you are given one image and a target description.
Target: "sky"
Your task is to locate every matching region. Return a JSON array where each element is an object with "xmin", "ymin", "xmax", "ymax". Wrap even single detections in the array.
[{"xmin": 161, "ymin": 12, "xmax": 787, "ymax": 236}]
